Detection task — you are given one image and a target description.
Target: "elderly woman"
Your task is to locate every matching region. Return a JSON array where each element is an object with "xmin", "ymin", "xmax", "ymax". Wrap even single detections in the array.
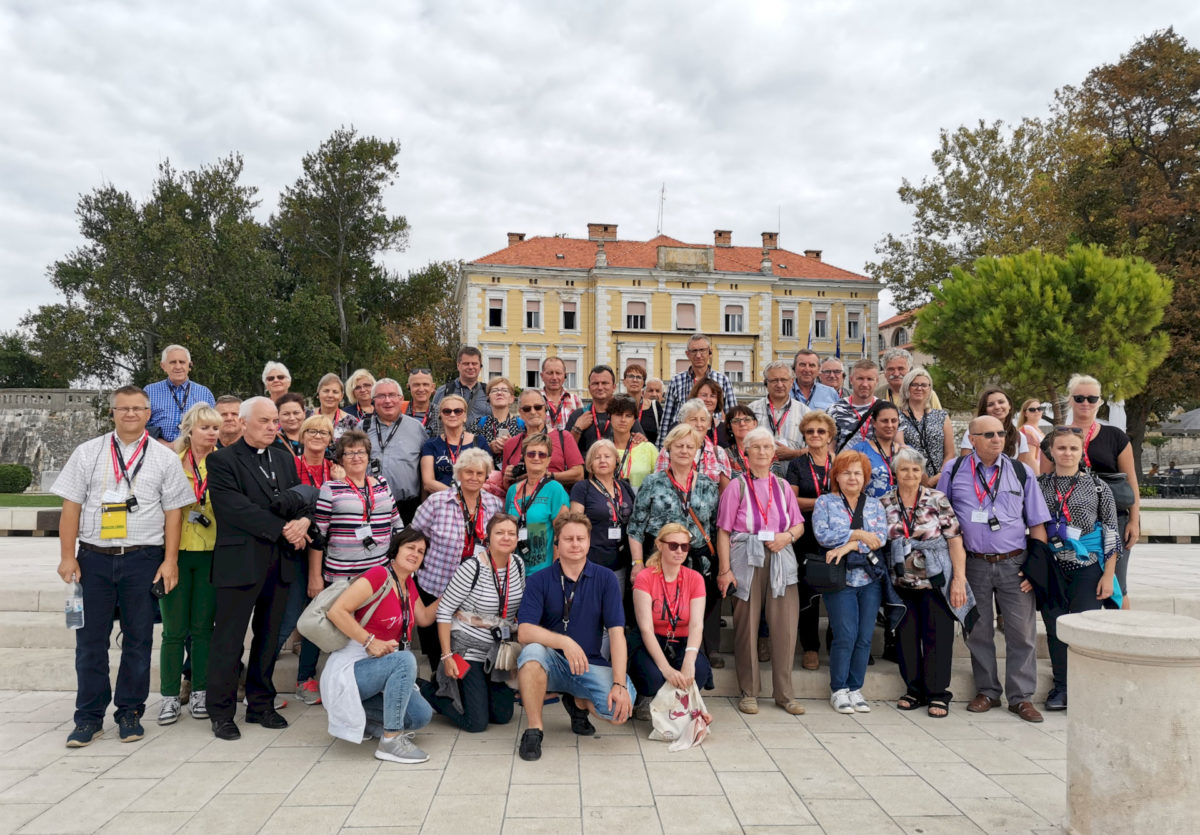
[
  {"xmin": 296, "ymin": 429, "xmax": 401, "ymax": 705},
  {"xmin": 814, "ymin": 449, "xmax": 889, "ymax": 714},
  {"xmin": 958, "ymin": 386, "xmax": 1037, "ymax": 469},
  {"xmin": 500, "ymin": 389, "xmax": 584, "ymax": 490},
  {"xmin": 631, "ymin": 523, "xmax": 714, "ymax": 707},
  {"xmin": 655, "ymin": 398, "xmax": 731, "ymax": 492},
  {"xmin": 690, "ymin": 377, "xmax": 726, "ymax": 447},
  {"xmin": 785, "ymin": 410, "xmax": 839, "ymax": 671},
  {"xmin": 315, "ymin": 372, "xmax": 362, "ymax": 442},
  {"xmin": 477, "ymin": 377, "xmax": 522, "ymax": 468},
  {"xmin": 411, "ymin": 448, "xmax": 503, "ymax": 673},
  {"xmin": 424, "ymin": 513, "xmax": 526, "ymax": 732},
  {"xmin": 899, "ymin": 367, "xmax": 955, "ymax": 487},
  {"xmin": 1036, "ymin": 427, "xmax": 1121, "ymax": 711},
  {"xmin": 420, "ymin": 394, "xmax": 490, "ymax": 493},
  {"xmin": 630, "ymin": 425, "xmax": 724, "ymax": 666},
  {"xmin": 623, "ymin": 364, "xmax": 661, "ymax": 446},
  {"xmin": 344, "ymin": 368, "xmax": 377, "ymax": 420},
  {"xmin": 1044, "ymin": 374, "xmax": 1140, "ymax": 602},
  {"xmin": 262, "ymin": 361, "xmax": 292, "ymax": 401},
  {"xmin": 849, "ymin": 401, "xmax": 904, "ymax": 499},
  {"xmin": 722, "ymin": 405, "xmax": 758, "ymax": 478},
  {"xmin": 608, "ymin": 395, "xmax": 657, "ymax": 489},
  {"xmin": 320, "ymin": 527, "xmax": 436, "ymax": 763},
  {"xmin": 716, "ymin": 427, "xmax": 806, "ymax": 716},
  {"xmin": 570, "ymin": 440, "xmax": 635, "ymax": 587},
  {"xmin": 881, "ymin": 447, "xmax": 974, "ymax": 718},
  {"xmin": 274, "ymin": 392, "xmax": 307, "ymax": 456},
  {"xmin": 294, "ymin": 414, "xmax": 345, "ymax": 489},
  {"xmin": 158, "ymin": 404, "xmax": 221, "ymax": 724},
  {"xmin": 505, "ymin": 433, "xmax": 571, "ymax": 574}
]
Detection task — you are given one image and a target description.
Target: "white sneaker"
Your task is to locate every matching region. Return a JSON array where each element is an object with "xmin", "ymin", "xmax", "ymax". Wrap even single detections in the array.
[
  {"xmin": 849, "ymin": 690, "xmax": 871, "ymax": 713},
  {"xmin": 830, "ymin": 689, "xmax": 855, "ymax": 714},
  {"xmin": 158, "ymin": 696, "xmax": 181, "ymax": 725},
  {"xmin": 188, "ymin": 690, "xmax": 208, "ymax": 719},
  {"xmin": 374, "ymin": 732, "xmax": 430, "ymax": 764}
]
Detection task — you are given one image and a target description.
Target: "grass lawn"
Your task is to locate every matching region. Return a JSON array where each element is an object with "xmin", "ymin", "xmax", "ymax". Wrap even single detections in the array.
[{"xmin": 0, "ymin": 494, "xmax": 63, "ymax": 507}]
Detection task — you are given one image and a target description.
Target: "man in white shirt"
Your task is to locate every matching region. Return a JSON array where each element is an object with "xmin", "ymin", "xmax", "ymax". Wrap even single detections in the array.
[{"xmin": 750, "ymin": 361, "xmax": 810, "ymax": 476}]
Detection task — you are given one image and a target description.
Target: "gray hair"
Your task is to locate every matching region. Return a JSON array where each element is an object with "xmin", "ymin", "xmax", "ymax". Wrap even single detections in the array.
[
  {"xmin": 646, "ymin": 376, "xmax": 663, "ymax": 387},
  {"xmin": 371, "ymin": 377, "xmax": 403, "ymax": 399},
  {"xmin": 519, "ymin": 388, "xmax": 547, "ymax": 404},
  {"xmin": 763, "ymin": 360, "xmax": 793, "ymax": 380},
  {"xmin": 893, "ymin": 446, "xmax": 927, "ymax": 471},
  {"xmin": 453, "ymin": 447, "xmax": 494, "ymax": 478},
  {"xmin": 160, "ymin": 344, "xmax": 191, "ymax": 363},
  {"xmin": 880, "ymin": 347, "xmax": 913, "ymax": 368},
  {"xmin": 239, "ymin": 395, "xmax": 275, "ymax": 420},
  {"xmin": 899, "ymin": 366, "xmax": 933, "ymax": 408},
  {"xmin": 821, "ymin": 357, "xmax": 847, "ymax": 371},
  {"xmin": 317, "ymin": 372, "xmax": 343, "ymax": 393},
  {"xmin": 261, "ymin": 361, "xmax": 291, "ymax": 385},
  {"xmin": 677, "ymin": 398, "xmax": 712, "ymax": 427},
  {"xmin": 1067, "ymin": 373, "xmax": 1101, "ymax": 394},
  {"xmin": 686, "ymin": 332, "xmax": 711, "ymax": 349},
  {"xmin": 743, "ymin": 427, "xmax": 776, "ymax": 449}
]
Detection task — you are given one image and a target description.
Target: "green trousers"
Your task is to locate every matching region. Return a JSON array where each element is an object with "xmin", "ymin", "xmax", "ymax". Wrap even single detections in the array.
[{"xmin": 158, "ymin": 549, "xmax": 216, "ymax": 695}]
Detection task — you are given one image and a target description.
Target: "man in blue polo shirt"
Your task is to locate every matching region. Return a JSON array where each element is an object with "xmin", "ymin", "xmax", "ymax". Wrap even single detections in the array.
[
  {"xmin": 938, "ymin": 415, "xmax": 1052, "ymax": 724},
  {"xmin": 791, "ymin": 349, "xmax": 840, "ymax": 411},
  {"xmin": 144, "ymin": 344, "xmax": 215, "ymax": 444},
  {"xmin": 515, "ymin": 511, "xmax": 634, "ymax": 761}
]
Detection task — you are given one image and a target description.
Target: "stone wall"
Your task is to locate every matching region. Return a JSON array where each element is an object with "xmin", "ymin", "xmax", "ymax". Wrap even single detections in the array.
[{"xmin": 0, "ymin": 389, "xmax": 107, "ymax": 491}]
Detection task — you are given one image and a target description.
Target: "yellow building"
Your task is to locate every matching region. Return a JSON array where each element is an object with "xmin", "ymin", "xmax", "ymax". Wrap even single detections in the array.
[{"xmin": 458, "ymin": 223, "xmax": 882, "ymax": 395}]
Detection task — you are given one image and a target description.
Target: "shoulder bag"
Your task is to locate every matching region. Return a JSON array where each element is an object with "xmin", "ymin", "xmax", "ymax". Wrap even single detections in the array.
[
  {"xmin": 298, "ymin": 572, "xmax": 393, "ymax": 653},
  {"xmin": 803, "ymin": 494, "xmax": 867, "ymax": 594}
]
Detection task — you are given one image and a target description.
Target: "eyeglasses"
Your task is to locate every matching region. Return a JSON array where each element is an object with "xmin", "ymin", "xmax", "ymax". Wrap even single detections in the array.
[
  {"xmin": 909, "ymin": 383, "xmax": 931, "ymax": 390},
  {"xmin": 766, "ymin": 377, "xmax": 792, "ymax": 386},
  {"xmin": 374, "ymin": 393, "xmax": 401, "ymax": 401},
  {"xmin": 803, "ymin": 428, "xmax": 829, "ymax": 435},
  {"xmin": 1072, "ymin": 395, "xmax": 1101, "ymax": 404},
  {"xmin": 305, "ymin": 429, "xmax": 331, "ymax": 437},
  {"xmin": 969, "ymin": 430, "xmax": 1007, "ymax": 439},
  {"xmin": 660, "ymin": 541, "xmax": 690, "ymax": 553},
  {"xmin": 730, "ymin": 417, "xmax": 756, "ymax": 425},
  {"xmin": 266, "ymin": 375, "xmax": 287, "ymax": 382},
  {"xmin": 686, "ymin": 348, "xmax": 711, "ymax": 356},
  {"xmin": 441, "ymin": 408, "xmax": 465, "ymax": 416},
  {"xmin": 353, "ymin": 382, "xmax": 374, "ymax": 390},
  {"xmin": 342, "ymin": 450, "xmax": 369, "ymax": 459},
  {"xmin": 519, "ymin": 404, "xmax": 545, "ymax": 413},
  {"xmin": 490, "ymin": 388, "xmax": 511, "ymax": 395},
  {"xmin": 524, "ymin": 450, "xmax": 549, "ymax": 459},
  {"xmin": 112, "ymin": 406, "xmax": 149, "ymax": 414},
  {"xmin": 624, "ymin": 373, "xmax": 645, "ymax": 380}
]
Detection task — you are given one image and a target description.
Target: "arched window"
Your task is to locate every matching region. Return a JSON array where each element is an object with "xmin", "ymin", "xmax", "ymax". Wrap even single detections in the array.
[{"xmin": 892, "ymin": 327, "xmax": 909, "ymax": 346}]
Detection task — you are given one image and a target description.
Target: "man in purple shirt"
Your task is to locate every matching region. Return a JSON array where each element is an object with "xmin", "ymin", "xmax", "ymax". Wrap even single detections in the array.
[{"xmin": 937, "ymin": 415, "xmax": 1052, "ymax": 723}]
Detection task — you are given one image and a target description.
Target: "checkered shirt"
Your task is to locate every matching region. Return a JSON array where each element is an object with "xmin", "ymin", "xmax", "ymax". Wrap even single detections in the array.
[
  {"xmin": 659, "ymin": 367, "xmax": 738, "ymax": 436},
  {"xmin": 144, "ymin": 379, "xmax": 216, "ymax": 442}
]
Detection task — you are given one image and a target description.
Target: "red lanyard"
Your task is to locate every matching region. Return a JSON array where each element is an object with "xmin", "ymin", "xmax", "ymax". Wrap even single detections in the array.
[
  {"xmin": 1081, "ymin": 423, "xmax": 1099, "ymax": 468},
  {"xmin": 354, "ymin": 480, "xmax": 375, "ymax": 522},
  {"xmin": 546, "ymin": 392, "xmax": 568, "ymax": 426},
  {"xmin": 659, "ymin": 574, "xmax": 683, "ymax": 637},
  {"xmin": 592, "ymin": 479, "xmax": 624, "ymax": 524},
  {"xmin": 767, "ymin": 400, "xmax": 791, "ymax": 435},
  {"xmin": 444, "ymin": 435, "xmax": 465, "ymax": 467},
  {"xmin": 1055, "ymin": 478, "xmax": 1078, "ymax": 523},
  {"xmin": 746, "ymin": 475, "xmax": 775, "ymax": 532},
  {"xmin": 668, "ymin": 467, "xmax": 696, "ymax": 511},
  {"xmin": 187, "ymin": 449, "xmax": 208, "ymax": 505},
  {"xmin": 971, "ymin": 457, "xmax": 1002, "ymax": 509},
  {"xmin": 111, "ymin": 433, "xmax": 149, "ymax": 488},
  {"xmin": 297, "ymin": 456, "xmax": 329, "ymax": 488},
  {"xmin": 899, "ymin": 488, "xmax": 922, "ymax": 538},
  {"xmin": 848, "ymin": 398, "xmax": 876, "ymax": 439},
  {"xmin": 591, "ymin": 403, "xmax": 610, "ymax": 438},
  {"xmin": 398, "ymin": 574, "xmax": 415, "ymax": 645},
  {"xmin": 807, "ymin": 453, "xmax": 831, "ymax": 497},
  {"xmin": 459, "ymin": 489, "xmax": 487, "ymax": 557},
  {"xmin": 707, "ymin": 425, "xmax": 719, "ymax": 446},
  {"xmin": 405, "ymin": 402, "xmax": 430, "ymax": 427}
]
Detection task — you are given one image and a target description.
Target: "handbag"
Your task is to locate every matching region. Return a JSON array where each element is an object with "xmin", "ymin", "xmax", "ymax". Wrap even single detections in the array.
[
  {"xmin": 494, "ymin": 640, "xmax": 522, "ymax": 672},
  {"xmin": 804, "ymin": 492, "xmax": 869, "ymax": 594},
  {"xmin": 649, "ymin": 680, "xmax": 711, "ymax": 751},
  {"xmin": 1094, "ymin": 471, "xmax": 1135, "ymax": 512},
  {"xmin": 297, "ymin": 573, "xmax": 393, "ymax": 653}
]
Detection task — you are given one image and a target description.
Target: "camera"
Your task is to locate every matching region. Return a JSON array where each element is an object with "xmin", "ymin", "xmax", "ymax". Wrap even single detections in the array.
[
  {"xmin": 511, "ymin": 463, "xmax": 527, "ymax": 480},
  {"xmin": 125, "ymin": 496, "xmax": 139, "ymax": 514},
  {"xmin": 189, "ymin": 510, "xmax": 212, "ymax": 528},
  {"xmin": 362, "ymin": 536, "xmax": 377, "ymax": 551},
  {"xmin": 369, "ymin": 458, "xmax": 382, "ymax": 476},
  {"xmin": 325, "ymin": 446, "xmax": 337, "ymax": 462}
]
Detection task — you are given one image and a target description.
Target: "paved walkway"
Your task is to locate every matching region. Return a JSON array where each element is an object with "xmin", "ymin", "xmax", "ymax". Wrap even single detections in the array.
[{"xmin": 0, "ymin": 543, "xmax": 1197, "ymax": 833}]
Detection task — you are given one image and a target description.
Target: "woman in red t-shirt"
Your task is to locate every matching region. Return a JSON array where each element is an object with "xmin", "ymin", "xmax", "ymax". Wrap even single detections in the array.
[
  {"xmin": 323, "ymin": 527, "xmax": 439, "ymax": 764},
  {"xmin": 630, "ymin": 523, "xmax": 714, "ymax": 717}
]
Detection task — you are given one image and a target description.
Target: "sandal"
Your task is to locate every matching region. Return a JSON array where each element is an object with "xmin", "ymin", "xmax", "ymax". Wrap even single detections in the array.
[
  {"xmin": 927, "ymin": 700, "xmax": 949, "ymax": 718},
  {"xmin": 896, "ymin": 695, "xmax": 924, "ymax": 711}
]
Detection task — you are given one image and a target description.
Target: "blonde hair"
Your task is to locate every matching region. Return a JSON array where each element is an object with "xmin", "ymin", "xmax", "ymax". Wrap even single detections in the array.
[
  {"xmin": 647, "ymin": 522, "xmax": 691, "ymax": 572},
  {"xmin": 585, "ymin": 439, "xmax": 619, "ymax": 475},
  {"xmin": 1067, "ymin": 374, "xmax": 1101, "ymax": 395},
  {"xmin": 300, "ymin": 413, "xmax": 334, "ymax": 438},
  {"xmin": 663, "ymin": 423, "xmax": 702, "ymax": 452},
  {"xmin": 176, "ymin": 404, "xmax": 222, "ymax": 453}
]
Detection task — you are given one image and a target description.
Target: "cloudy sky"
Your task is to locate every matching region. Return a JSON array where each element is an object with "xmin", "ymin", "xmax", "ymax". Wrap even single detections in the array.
[{"xmin": 2, "ymin": 0, "xmax": 1197, "ymax": 332}]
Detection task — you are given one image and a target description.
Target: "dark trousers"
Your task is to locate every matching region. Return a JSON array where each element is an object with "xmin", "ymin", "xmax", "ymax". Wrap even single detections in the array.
[
  {"xmin": 274, "ymin": 557, "xmax": 321, "ymax": 683},
  {"xmin": 895, "ymin": 587, "xmax": 956, "ymax": 703},
  {"xmin": 207, "ymin": 556, "xmax": 290, "ymax": 721},
  {"xmin": 1043, "ymin": 562, "xmax": 1105, "ymax": 689},
  {"xmin": 1115, "ymin": 513, "xmax": 1130, "ymax": 596},
  {"xmin": 797, "ymin": 581, "xmax": 821, "ymax": 653},
  {"xmin": 414, "ymin": 578, "xmax": 441, "ymax": 675},
  {"xmin": 74, "ymin": 545, "xmax": 163, "ymax": 725},
  {"xmin": 630, "ymin": 633, "xmax": 715, "ymax": 697},
  {"xmin": 396, "ymin": 495, "xmax": 422, "ymax": 527},
  {"xmin": 685, "ymin": 549, "xmax": 722, "ymax": 659},
  {"xmin": 427, "ymin": 659, "xmax": 515, "ymax": 733}
]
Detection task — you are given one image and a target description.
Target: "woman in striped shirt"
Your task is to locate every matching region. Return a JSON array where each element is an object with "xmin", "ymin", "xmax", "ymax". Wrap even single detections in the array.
[{"xmin": 423, "ymin": 513, "xmax": 526, "ymax": 732}]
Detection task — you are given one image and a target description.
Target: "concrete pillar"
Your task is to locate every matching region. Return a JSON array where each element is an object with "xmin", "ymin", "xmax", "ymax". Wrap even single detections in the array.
[{"xmin": 1057, "ymin": 610, "xmax": 1200, "ymax": 833}]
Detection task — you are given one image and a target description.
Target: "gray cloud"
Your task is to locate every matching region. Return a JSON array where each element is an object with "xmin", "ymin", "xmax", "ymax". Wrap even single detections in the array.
[{"xmin": 2, "ymin": 0, "xmax": 1197, "ymax": 330}]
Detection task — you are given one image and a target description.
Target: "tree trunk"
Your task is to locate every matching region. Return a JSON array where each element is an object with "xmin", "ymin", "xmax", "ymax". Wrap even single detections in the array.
[
  {"xmin": 332, "ymin": 278, "xmax": 349, "ymax": 379},
  {"xmin": 1125, "ymin": 392, "xmax": 1154, "ymax": 477}
]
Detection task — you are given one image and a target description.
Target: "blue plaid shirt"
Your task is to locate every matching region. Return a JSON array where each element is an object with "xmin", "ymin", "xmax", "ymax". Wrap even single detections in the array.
[
  {"xmin": 659, "ymin": 367, "xmax": 738, "ymax": 436},
  {"xmin": 790, "ymin": 380, "xmax": 840, "ymax": 411},
  {"xmin": 145, "ymin": 378, "xmax": 216, "ymax": 442}
]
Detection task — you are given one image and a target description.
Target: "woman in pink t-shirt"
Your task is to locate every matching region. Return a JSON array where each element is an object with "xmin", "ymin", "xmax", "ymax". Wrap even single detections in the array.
[{"xmin": 630, "ymin": 522, "xmax": 714, "ymax": 716}]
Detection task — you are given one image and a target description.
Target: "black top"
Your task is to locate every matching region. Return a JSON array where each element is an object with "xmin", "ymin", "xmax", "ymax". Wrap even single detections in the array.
[
  {"xmin": 565, "ymin": 407, "xmax": 643, "ymax": 456},
  {"xmin": 1084, "ymin": 425, "xmax": 1129, "ymax": 475},
  {"xmin": 569, "ymin": 477, "xmax": 634, "ymax": 570},
  {"xmin": 785, "ymin": 453, "xmax": 833, "ymax": 557}
]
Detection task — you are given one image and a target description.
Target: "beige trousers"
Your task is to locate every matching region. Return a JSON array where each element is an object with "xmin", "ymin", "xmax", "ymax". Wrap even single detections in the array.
[{"xmin": 732, "ymin": 565, "xmax": 799, "ymax": 704}]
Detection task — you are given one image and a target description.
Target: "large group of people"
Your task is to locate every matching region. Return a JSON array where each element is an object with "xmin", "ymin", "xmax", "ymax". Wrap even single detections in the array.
[{"xmin": 54, "ymin": 338, "xmax": 1136, "ymax": 764}]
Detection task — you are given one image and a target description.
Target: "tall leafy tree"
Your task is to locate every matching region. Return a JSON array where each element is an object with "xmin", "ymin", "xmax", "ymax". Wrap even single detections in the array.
[
  {"xmin": 272, "ymin": 126, "xmax": 409, "ymax": 378},
  {"xmin": 385, "ymin": 260, "xmax": 463, "ymax": 383},
  {"xmin": 917, "ymin": 245, "xmax": 1171, "ymax": 422},
  {"xmin": 0, "ymin": 331, "xmax": 66, "ymax": 388}
]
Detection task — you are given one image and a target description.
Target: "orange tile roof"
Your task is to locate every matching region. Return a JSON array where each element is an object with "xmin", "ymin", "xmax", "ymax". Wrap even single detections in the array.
[
  {"xmin": 471, "ymin": 234, "xmax": 871, "ymax": 282},
  {"xmin": 878, "ymin": 309, "xmax": 921, "ymax": 328}
]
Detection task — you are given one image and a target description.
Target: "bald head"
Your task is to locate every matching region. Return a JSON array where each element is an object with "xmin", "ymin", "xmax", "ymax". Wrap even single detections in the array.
[{"xmin": 968, "ymin": 415, "xmax": 1005, "ymax": 464}]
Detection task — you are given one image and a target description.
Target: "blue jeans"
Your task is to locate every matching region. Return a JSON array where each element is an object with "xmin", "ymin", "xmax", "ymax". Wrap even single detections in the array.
[
  {"xmin": 276, "ymin": 559, "xmax": 321, "ymax": 683},
  {"xmin": 824, "ymin": 578, "xmax": 882, "ymax": 693},
  {"xmin": 74, "ymin": 545, "xmax": 163, "ymax": 724},
  {"xmin": 518, "ymin": 643, "xmax": 637, "ymax": 719},
  {"xmin": 354, "ymin": 651, "xmax": 433, "ymax": 733}
]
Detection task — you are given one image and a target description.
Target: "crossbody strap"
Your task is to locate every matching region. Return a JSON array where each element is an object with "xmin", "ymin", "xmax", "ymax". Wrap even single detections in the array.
[{"xmin": 355, "ymin": 575, "xmax": 394, "ymax": 628}]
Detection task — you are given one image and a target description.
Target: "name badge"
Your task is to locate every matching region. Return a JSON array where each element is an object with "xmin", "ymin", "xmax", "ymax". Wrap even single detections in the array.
[
  {"xmin": 355, "ymin": 525, "xmax": 374, "ymax": 542},
  {"xmin": 901, "ymin": 538, "xmax": 913, "ymax": 557},
  {"xmin": 971, "ymin": 510, "xmax": 989, "ymax": 524},
  {"xmin": 102, "ymin": 489, "xmax": 124, "ymax": 504},
  {"xmin": 1066, "ymin": 525, "xmax": 1082, "ymax": 541},
  {"xmin": 608, "ymin": 527, "xmax": 622, "ymax": 540},
  {"xmin": 757, "ymin": 529, "xmax": 775, "ymax": 542},
  {"xmin": 518, "ymin": 528, "xmax": 529, "ymax": 542},
  {"xmin": 100, "ymin": 503, "xmax": 128, "ymax": 540},
  {"xmin": 499, "ymin": 621, "xmax": 512, "ymax": 640}
]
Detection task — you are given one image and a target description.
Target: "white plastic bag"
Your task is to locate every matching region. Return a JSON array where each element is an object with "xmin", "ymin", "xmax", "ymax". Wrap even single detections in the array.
[{"xmin": 648, "ymin": 680, "xmax": 711, "ymax": 751}]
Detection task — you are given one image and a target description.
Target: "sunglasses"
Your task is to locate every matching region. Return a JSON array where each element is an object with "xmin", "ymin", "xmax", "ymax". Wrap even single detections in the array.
[
  {"xmin": 969, "ymin": 430, "xmax": 1007, "ymax": 439},
  {"xmin": 524, "ymin": 450, "xmax": 549, "ymax": 459},
  {"xmin": 1054, "ymin": 426, "xmax": 1084, "ymax": 434},
  {"xmin": 1026, "ymin": 406, "xmax": 1044, "ymax": 412},
  {"xmin": 441, "ymin": 408, "xmax": 465, "ymax": 416},
  {"xmin": 1072, "ymin": 395, "xmax": 1101, "ymax": 404},
  {"xmin": 409, "ymin": 368, "xmax": 432, "ymax": 375},
  {"xmin": 519, "ymin": 404, "xmax": 546, "ymax": 413},
  {"xmin": 803, "ymin": 428, "xmax": 829, "ymax": 435},
  {"xmin": 266, "ymin": 375, "xmax": 287, "ymax": 382},
  {"xmin": 660, "ymin": 541, "xmax": 690, "ymax": 553}
]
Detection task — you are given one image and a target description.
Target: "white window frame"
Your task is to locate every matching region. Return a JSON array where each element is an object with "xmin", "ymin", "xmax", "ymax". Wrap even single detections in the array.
[
  {"xmin": 723, "ymin": 359, "xmax": 746, "ymax": 383},
  {"xmin": 673, "ymin": 294, "xmax": 702, "ymax": 332},
  {"xmin": 813, "ymin": 306, "xmax": 830, "ymax": 340},
  {"xmin": 780, "ymin": 306, "xmax": 796, "ymax": 339},
  {"xmin": 486, "ymin": 293, "xmax": 506, "ymax": 331},
  {"xmin": 846, "ymin": 310, "xmax": 861, "ymax": 341},
  {"xmin": 560, "ymin": 294, "xmax": 580, "ymax": 333},
  {"xmin": 524, "ymin": 357, "xmax": 542, "ymax": 390},
  {"xmin": 522, "ymin": 291, "xmax": 544, "ymax": 334},
  {"xmin": 622, "ymin": 293, "xmax": 652, "ymax": 331}
]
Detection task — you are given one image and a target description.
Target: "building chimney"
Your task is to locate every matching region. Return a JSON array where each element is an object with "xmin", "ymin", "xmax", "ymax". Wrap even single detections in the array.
[
  {"xmin": 760, "ymin": 248, "xmax": 773, "ymax": 275},
  {"xmin": 762, "ymin": 231, "xmax": 778, "ymax": 250},
  {"xmin": 595, "ymin": 240, "xmax": 608, "ymax": 269},
  {"xmin": 714, "ymin": 229, "xmax": 732, "ymax": 247},
  {"xmin": 804, "ymin": 248, "xmax": 822, "ymax": 261},
  {"xmin": 507, "ymin": 232, "xmax": 526, "ymax": 246},
  {"xmin": 587, "ymin": 222, "xmax": 618, "ymax": 241}
]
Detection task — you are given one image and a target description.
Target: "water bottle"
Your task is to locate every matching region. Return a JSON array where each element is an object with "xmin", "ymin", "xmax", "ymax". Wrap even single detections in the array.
[{"xmin": 65, "ymin": 579, "xmax": 84, "ymax": 630}]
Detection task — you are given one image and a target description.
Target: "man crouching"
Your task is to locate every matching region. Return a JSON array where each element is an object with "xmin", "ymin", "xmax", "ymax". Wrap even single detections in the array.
[{"xmin": 515, "ymin": 511, "xmax": 635, "ymax": 761}]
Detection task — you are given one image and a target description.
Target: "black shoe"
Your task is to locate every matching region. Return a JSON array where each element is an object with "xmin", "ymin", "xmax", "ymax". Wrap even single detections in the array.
[
  {"xmin": 867, "ymin": 654, "xmax": 875, "ymax": 666},
  {"xmin": 66, "ymin": 722, "xmax": 104, "ymax": 748},
  {"xmin": 563, "ymin": 695, "xmax": 595, "ymax": 736},
  {"xmin": 116, "ymin": 713, "xmax": 144, "ymax": 742},
  {"xmin": 244, "ymin": 708, "xmax": 289, "ymax": 729},
  {"xmin": 518, "ymin": 728, "xmax": 543, "ymax": 761},
  {"xmin": 211, "ymin": 718, "xmax": 241, "ymax": 740},
  {"xmin": 1045, "ymin": 687, "xmax": 1068, "ymax": 711}
]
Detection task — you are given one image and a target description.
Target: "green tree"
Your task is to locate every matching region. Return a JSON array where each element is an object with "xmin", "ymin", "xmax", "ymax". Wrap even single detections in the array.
[
  {"xmin": 916, "ymin": 245, "xmax": 1171, "ymax": 422},
  {"xmin": 272, "ymin": 126, "xmax": 409, "ymax": 378},
  {"xmin": 385, "ymin": 260, "xmax": 463, "ymax": 382},
  {"xmin": 0, "ymin": 331, "xmax": 66, "ymax": 388}
]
